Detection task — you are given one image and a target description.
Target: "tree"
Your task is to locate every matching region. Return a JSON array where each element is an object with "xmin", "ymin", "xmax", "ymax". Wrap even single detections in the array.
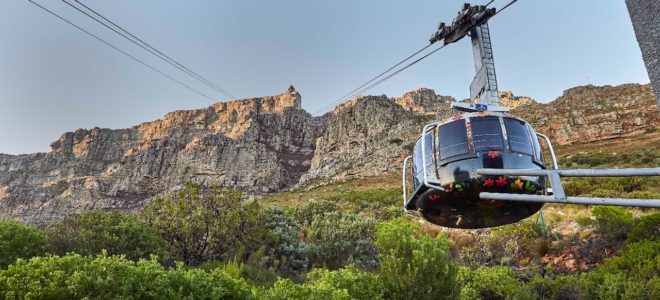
[
  {"xmin": 0, "ymin": 220, "xmax": 50, "ymax": 268},
  {"xmin": 375, "ymin": 218, "xmax": 458, "ymax": 300},
  {"xmin": 142, "ymin": 182, "xmax": 269, "ymax": 266},
  {"xmin": 46, "ymin": 211, "xmax": 169, "ymax": 263}
]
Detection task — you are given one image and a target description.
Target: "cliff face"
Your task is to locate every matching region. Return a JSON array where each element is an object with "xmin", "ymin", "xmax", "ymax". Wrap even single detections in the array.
[
  {"xmin": 0, "ymin": 87, "xmax": 324, "ymax": 225},
  {"xmin": 512, "ymin": 84, "xmax": 659, "ymax": 145},
  {"xmin": 1, "ymin": 83, "xmax": 656, "ymax": 225}
]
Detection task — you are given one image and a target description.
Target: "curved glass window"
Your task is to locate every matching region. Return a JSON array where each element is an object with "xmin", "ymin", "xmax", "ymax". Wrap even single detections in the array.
[
  {"xmin": 438, "ymin": 120, "xmax": 468, "ymax": 160},
  {"xmin": 471, "ymin": 116, "xmax": 504, "ymax": 152},
  {"xmin": 504, "ymin": 118, "xmax": 533, "ymax": 155}
]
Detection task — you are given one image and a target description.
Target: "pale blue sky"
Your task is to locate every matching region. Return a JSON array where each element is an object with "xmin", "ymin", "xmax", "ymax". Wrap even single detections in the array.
[{"xmin": 0, "ymin": 0, "xmax": 649, "ymax": 154}]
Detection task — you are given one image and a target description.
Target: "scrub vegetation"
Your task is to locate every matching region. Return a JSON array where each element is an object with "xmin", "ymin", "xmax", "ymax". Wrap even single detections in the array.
[{"xmin": 0, "ymin": 179, "xmax": 658, "ymax": 299}]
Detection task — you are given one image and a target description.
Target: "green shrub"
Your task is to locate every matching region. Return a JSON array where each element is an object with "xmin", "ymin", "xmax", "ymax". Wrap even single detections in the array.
[
  {"xmin": 293, "ymin": 200, "xmax": 341, "ymax": 226},
  {"xmin": 0, "ymin": 221, "xmax": 50, "ymax": 268},
  {"xmin": 143, "ymin": 182, "xmax": 269, "ymax": 266},
  {"xmin": 592, "ymin": 206, "xmax": 636, "ymax": 241},
  {"xmin": 260, "ymin": 206, "xmax": 309, "ymax": 278},
  {"xmin": 264, "ymin": 278, "xmax": 350, "ymax": 300},
  {"xmin": 46, "ymin": 211, "xmax": 168, "ymax": 263},
  {"xmin": 458, "ymin": 266, "xmax": 534, "ymax": 300},
  {"xmin": 582, "ymin": 240, "xmax": 660, "ymax": 299},
  {"xmin": 629, "ymin": 212, "xmax": 660, "ymax": 242},
  {"xmin": 376, "ymin": 218, "xmax": 458, "ymax": 299},
  {"xmin": 0, "ymin": 253, "xmax": 254, "ymax": 299},
  {"xmin": 306, "ymin": 267, "xmax": 385, "ymax": 300},
  {"xmin": 528, "ymin": 274, "xmax": 586, "ymax": 300},
  {"xmin": 308, "ymin": 211, "xmax": 378, "ymax": 270}
]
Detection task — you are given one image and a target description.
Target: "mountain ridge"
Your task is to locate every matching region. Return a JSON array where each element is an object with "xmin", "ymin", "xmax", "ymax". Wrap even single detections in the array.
[{"xmin": 0, "ymin": 83, "xmax": 657, "ymax": 225}]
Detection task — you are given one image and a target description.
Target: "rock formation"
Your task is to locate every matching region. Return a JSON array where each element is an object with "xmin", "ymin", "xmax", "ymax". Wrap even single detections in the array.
[
  {"xmin": 1, "ymin": 83, "xmax": 657, "ymax": 225},
  {"xmin": 0, "ymin": 87, "xmax": 324, "ymax": 225}
]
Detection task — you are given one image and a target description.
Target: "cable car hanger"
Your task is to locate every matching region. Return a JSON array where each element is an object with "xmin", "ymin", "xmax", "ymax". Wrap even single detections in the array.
[{"xmin": 402, "ymin": 2, "xmax": 660, "ymax": 229}]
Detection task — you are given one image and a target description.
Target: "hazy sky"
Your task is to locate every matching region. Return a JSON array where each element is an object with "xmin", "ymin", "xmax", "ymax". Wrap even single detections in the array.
[{"xmin": 0, "ymin": 0, "xmax": 650, "ymax": 155}]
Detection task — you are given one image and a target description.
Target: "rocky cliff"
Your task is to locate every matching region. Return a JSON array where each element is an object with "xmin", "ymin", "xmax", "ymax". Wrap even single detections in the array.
[
  {"xmin": 1, "ymin": 83, "xmax": 657, "ymax": 225},
  {"xmin": 0, "ymin": 86, "xmax": 324, "ymax": 225}
]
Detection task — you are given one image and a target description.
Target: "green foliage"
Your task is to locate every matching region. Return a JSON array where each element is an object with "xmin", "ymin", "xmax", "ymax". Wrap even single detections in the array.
[
  {"xmin": 376, "ymin": 218, "xmax": 458, "ymax": 300},
  {"xmin": 581, "ymin": 241, "xmax": 660, "ymax": 299},
  {"xmin": 528, "ymin": 274, "xmax": 586, "ymax": 300},
  {"xmin": 46, "ymin": 211, "xmax": 168, "ymax": 263},
  {"xmin": 0, "ymin": 253, "xmax": 254, "ymax": 299},
  {"xmin": 592, "ymin": 206, "xmax": 635, "ymax": 241},
  {"xmin": 458, "ymin": 266, "xmax": 534, "ymax": 300},
  {"xmin": 308, "ymin": 210, "xmax": 379, "ymax": 271},
  {"xmin": 0, "ymin": 221, "xmax": 50, "ymax": 269},
  {"xmin": 143, "ymin": 182, "xmax": 269, "ymax": 266},
  {"xmin": 305, "ymin": 267, "xmax": 385, "ymax": 300},
  {"xmin": 629, "ymin": 212, "xmax": 660, "ymax": 242},
  {"xmin": 263, "ymin": 278, "xmax": 350, "ymax": 300},
  {"xmin": 293, "ymin": 200, "xmax": 341, "ymax": 226}
]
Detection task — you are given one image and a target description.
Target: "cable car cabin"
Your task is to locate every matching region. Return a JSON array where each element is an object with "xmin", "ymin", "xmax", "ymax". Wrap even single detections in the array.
[{"xmin": 403, "ymin": 112, "xmax": 548, "ymax": 229}]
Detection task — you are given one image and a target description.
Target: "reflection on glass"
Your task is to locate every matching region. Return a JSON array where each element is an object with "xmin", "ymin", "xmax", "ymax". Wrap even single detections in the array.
[
  {"xmin": 438, "ymin": 120, "xmax": 468, "ymax": 159},
  {"xmin": 471, "ymin": 116, "xmax": 503, "ymax": 151},
  {"xmin": 504, "ymin": 118, "xmax": 533, "ymax": 155}
]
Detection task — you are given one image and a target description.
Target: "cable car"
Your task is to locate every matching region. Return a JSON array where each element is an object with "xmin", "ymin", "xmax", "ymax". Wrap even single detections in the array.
[
  {"xmin": 402, "ymin": 111, "xmax": 557, "ymax": 229},
  {"xmin": 402, "ymin": 2, "xmax": 660, "ymax": 229}
]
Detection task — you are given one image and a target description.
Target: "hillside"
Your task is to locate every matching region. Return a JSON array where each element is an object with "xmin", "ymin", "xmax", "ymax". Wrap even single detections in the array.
[{"xmin": 0, "ymin": 83, "xmax": 657, "ymax": 225}]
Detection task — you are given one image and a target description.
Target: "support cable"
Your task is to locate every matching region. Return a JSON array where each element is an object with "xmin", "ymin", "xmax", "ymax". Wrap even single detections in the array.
[
  {"xmin": 26, "ymin": 0, "xmax": 216, "ymax": 101},
  {"xmin": 63, "ymin": 0, "xmax": 235, "ymax": 99}
]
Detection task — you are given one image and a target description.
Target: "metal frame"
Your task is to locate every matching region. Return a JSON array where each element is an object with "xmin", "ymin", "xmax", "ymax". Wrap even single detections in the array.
[
  {"xmin": 402, "ymin": 155, "xmax": 412, "ymax": 207},
  {"xmin": 536, "ymin": 132, "xmax": 558, "ymax": 169},
  {"xmin": 420, "ymin": 123, "xmax": 445, "ymax": 190},
  {"xmin": 477, "ymin": 167, "xmax": 660, "ymax": 208}
]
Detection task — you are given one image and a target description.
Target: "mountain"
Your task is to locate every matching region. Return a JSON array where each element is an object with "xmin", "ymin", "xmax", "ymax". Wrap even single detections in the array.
[{"xmin": 0, "ymin": 83, "xmax": 657, "ymax": 225}]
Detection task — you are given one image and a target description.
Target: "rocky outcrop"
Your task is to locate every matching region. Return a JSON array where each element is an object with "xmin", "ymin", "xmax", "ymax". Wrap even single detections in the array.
[
  {"xmin": 499, "ymin": 91, "xmax": 537, "ymax": 109},
  {"xmin": 300, "ymin": 95, "xmax": 426, "ymax": 185},
  {"xmin": 512, "ymin": 84, "xmax": 659, "ymax": 145},
  {"xmin": 393, "ymin": 87, "xmax": 454, "ymax": 116},
  {"xmin": 0, "ymin": 87, "xmax": 324, "ymax": 225}
]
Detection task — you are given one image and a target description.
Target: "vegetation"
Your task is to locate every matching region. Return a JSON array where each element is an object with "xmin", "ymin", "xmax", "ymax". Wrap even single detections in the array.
[
  {"xmin": 143, "ymin": 182, "xmax": 268, "ymax": 266},
  {"xmin": 0, "ymin": 221, "xmax": 50, "ymax": 268},
  {"xmin": 0, "ymin": 175, "xmax": 657, "ymax": 298},
  {"xmin": 46, "ymin": 211, "xmax": 169, "ymax": 263}
]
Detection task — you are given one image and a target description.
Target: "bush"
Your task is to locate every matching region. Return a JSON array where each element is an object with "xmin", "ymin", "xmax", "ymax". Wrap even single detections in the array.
[
  {"xmin": 592, "ymin": 206, "xmax": 635, "ymax": 241},
  {"xmin": 305, "ymin": 267, "xmax": 385, "ymax": 300},
  {"xmin": 308, "ymin": 211, "xmax": 379, "ymax": 271},
  {"xmin": 264, "ymin": 278, "xmax": 350, "ymax": 300},
  {"xmin": 0, "ymin": 221, "xmax": 50, "ymax": 268},
  {"xmin": 528, "ymin": 274, "xmax": 586, "ymax": 299},
  {"xmin": 458, "ymin": 266, "xmax": 534, "ymax": 300},
  {"xmin": 582, "ymin": 241, "xmax": 660, "ymax": 299},
  {"xmin": 0, "ymin": 253, "xmax": 254, "ymax": 299},
  {"xmin": 260, "ymin": 206, "xmax": 309, "ymax": 278},
  {"xmin": 629, "ymin": 212, "xmax": 660, "ymax": 242},
  {"xmin": 293, "ymin": 200, "xmax": 340, "ymax": 226},
  {"xmin": 376, "ymin": 218, "xmax": 458, "ymax": 299},
  {"xmin": 143, "ymin": 182, "xmax": 269, "ymax": 266},
  {"xmin": 46, "ymin": 211, "xmax": 168, "ymax": 263}
]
